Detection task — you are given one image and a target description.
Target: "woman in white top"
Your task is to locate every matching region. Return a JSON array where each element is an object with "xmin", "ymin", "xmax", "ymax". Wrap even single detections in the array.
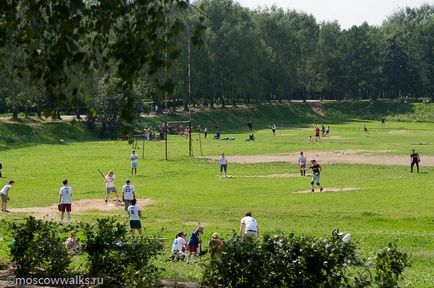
[
  {"xmin": 1, "ymin": 180, "xmax": 14, "ymax": 212},
  {"xmin": 219, "ymin": 153, "xmax": 228, "ymax": 178}
]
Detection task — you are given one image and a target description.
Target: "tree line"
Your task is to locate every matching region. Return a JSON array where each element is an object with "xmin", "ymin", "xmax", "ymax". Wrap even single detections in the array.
[{"xmin": 0, "ymin": 0, "xmax": 433, "ymax": 133}]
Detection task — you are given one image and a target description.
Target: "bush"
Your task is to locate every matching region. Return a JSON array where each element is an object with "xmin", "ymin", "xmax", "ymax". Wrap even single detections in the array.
[
  {"xmin": 81, "ymin": 217, "xmax": 163, "ymax": 287},
  {"xmin": 9, "ymin": 217, "xmax": 71, "ymax": 277},
  {"xmin": 202, "ymin": 233, "xmax": 410, "ymax": 288}
]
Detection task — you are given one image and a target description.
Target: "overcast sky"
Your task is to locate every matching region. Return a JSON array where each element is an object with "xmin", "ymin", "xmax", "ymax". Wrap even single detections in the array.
[{"xmin": 235, "ymin": 0, "xmax": 433, "ymax": 29}]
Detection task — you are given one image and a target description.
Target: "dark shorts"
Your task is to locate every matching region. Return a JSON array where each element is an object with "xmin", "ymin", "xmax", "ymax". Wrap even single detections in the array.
[
  {"xmin": 124, "ymin": 199, "xmax": 133, "ymax": 211},
  {"xmin": 130, "ymin": 220, "xmax": 142, "ymax": 229},
  {"xmin": 1, "ymin": 194, "xmax": 7, "ymax": 202},
  {"xmin": 60, "ymin": 204, "xmax": 71, "ymax": 212},
  {"xmin": 188, "ymin": 244, "xmax": 198, "ymax": 253},
  {"xmin": 220, "ymin": 164, "xmax": 227, "ymax": 172}
]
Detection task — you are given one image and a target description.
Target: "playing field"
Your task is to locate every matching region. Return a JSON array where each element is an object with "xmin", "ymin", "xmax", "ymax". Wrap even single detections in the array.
[{"xmin": 1, "ymin": 119, "xmax": 433, "ymax": 286}]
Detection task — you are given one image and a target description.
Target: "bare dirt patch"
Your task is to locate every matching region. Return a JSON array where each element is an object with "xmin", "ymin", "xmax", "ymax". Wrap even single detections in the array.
[
  {"xmin": 294, "ymin": 188, "xmax": 360, "ymax": 194},
  {"xmin": 235, "ymin": 173, "xmax": 303, "ymax": 178},
  {"xmin": 9, "ymin": 199, "xmax": 153, "ymax": 217},
  {"xmin": 199, "ymin": 150, "xmax": 434, "ymax": 166}
]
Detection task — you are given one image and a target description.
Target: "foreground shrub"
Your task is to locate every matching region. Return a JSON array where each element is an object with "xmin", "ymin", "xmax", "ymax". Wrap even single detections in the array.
[
  {"xmin": 202, "ymin": 233, "xmax": 410, "ymax": 288},
  {"xmin": 9, "ymin": 217, "xmax": 71, "ymax": 277}
]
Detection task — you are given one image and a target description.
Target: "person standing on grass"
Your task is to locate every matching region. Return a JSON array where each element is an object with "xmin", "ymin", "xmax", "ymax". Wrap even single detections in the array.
[
  {"xmin": 326, "ymin": 126, "xmax": 330, "ymax": 136},
  {"xmin": 309, "ymin": 160, "xmax": 323, "ymax": 192},
  {"xmin": 122, "ymin": 179, "xmax": 136, "ymax": 211},
  {"xmin": 130, "ymin": 150, "xmax": 138, "ymax": 176},
  {"xmin": 298, "ymin": 152, "xmax": 307, "ymax": 176},
  {"xmin": 380, "ymin": 115, "xmax": 385, "ymax": 127},
  {"xmin": 0, "ymin": 162, "xmax": 3, "ymax": 178},
  {"xmin": 204, "ymin": 127, "xmax": 208, "ymax": 139},
  {"xmin": 364, "ymin": 125, "xmax": 368, "ymax": 133},
  {"xmin": 240, "ymin": 211, "xmax": 259, "ymax": 238},
  {"xmin": 187, "ymin": 225, "xmax": 204, "ymax": 263},
  {"xmin": 315, "ymin": 125, "xmax": 321, "ymax": 142},
  {"xmin": 1, "ymin": 180, "xmax": 14, "ymax": 213},
  {"xmin": 105, "ymin": 170, "xmax": 121, "ymax": 205},
  {"xmin": 410, "ymin": 149, "xmax": 421, "ymax": 173},
  {"xmin": 271, "ymin": 123, "xmax": 277, "ymax": 135},
  {"xmin": 58, "ymin": 179, "xmax": 72, "ymax": 225},
  {"xmin": 219, "ymin": 153, "xmax": 228, "ymax": 178},
  {"xmin": 127, "ymin": 199, "xmax": 142, "ymax": 238}
]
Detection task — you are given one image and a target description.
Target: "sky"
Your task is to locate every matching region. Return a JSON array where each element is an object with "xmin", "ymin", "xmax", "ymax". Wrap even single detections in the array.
[{"xmin": 235, "ymin": 0, "xmax": 433, "ymax": 29}]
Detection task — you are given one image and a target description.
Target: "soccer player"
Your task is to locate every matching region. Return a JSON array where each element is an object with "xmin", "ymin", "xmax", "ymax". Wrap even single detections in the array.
[
  {"xmin": 240, "ymin": 211, "xmax": 259, "ymax": 238},
  {"xmin": 219, "ymin": 153, "xmax": 228, "ymax": 178},
  {"xmin": 1, "ymin": 180, "xmax": 14, "ymax": 212},
  {"xmin": 410, "ymin": 149, "xmax": 420, "ymax": 173},
  {"xmin": 105, "ymin": 170, "xmax": 121, "ymax": 205},
  {"xmin": 58, "ymin": 179, "xmax": 73, "ymax": 225},
  {"xmin": 122, "ymin": 179, "xmax": 136, "ymax": 211},
  {"xmin": 298, "ymin": 152, "xmax": 307, "ymax": 176},
  {"xmin": 309, "ymin": 160, "xmax": 323, "ymax": 192},
  {"xmin": 130, "ymin": 150, "xmax": 138, "ymax": 176},
  {"xmin": 127, "ymin": 199, "xmax": 142, "ymax": 238}
]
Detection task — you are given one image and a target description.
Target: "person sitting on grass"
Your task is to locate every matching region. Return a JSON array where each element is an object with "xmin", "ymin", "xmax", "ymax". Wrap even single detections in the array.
[
  {"xmin": 1, "ymin": 180, "xmax": 14, "ymax": 213},
  {"xmin": 245, "ymin": 133, "xmax": 255, "ymax": 141},
  {"xmin": 171, "ymin": 231, "xmax": 187, "ymax": 261},
  {"xmin": 65, "ymin": 230, "xmax": 81, "ymax": 254}
]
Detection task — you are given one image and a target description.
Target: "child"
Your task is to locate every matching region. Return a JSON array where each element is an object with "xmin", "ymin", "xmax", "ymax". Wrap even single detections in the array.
[
  {"xmin": 209, "ymin": 232, "xmax": 222, "ymax": 258},
  {"xmin": 171, "ymin": 232, "xmax": 187, "ymax": 261},
  {"xmin": 65, "ymin": 230, "xmax": 80, "ymax": 254},
  {"xmin": 1, "ymin": 180, "xmax": 14, "ymax": 212},
  {"xmin": 127, "ymin": 199, "xmax": 142, "ymax": 238}
]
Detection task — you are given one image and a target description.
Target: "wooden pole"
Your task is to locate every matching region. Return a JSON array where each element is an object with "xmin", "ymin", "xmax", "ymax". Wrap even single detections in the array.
[
  {"xmin": 199, "ymin": 133, "xmax": 203, "ymax": 156},
  {"xmin": 165, "ymin": 122, "xmax": 168, "ymax": 160}
]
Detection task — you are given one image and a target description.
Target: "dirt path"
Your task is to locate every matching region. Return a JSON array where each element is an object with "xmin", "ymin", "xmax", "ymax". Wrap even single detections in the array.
[
  {"xmin": 8, "ymin": 199, "xmax": 153, "ymax": 217},
  {"xmin": 199, "ymin": 150, "xmax": 434, "ymax": 166}
]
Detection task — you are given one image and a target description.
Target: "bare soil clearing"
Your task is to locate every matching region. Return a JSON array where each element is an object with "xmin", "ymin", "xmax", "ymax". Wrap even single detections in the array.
[
  {"xmin": 9, "ymin": 199, "xmax": 153, "ymax": 216},
  {"xmin": 199, "ymin": 150, "xmax": 434, "ymax": 166},
  {"xmin": 235, "ymin": 173, "xmax": 303, "ymax": 178},
  {"xmin": 294, "ymin": 188, "xmax": 360, "ymax": 194}
]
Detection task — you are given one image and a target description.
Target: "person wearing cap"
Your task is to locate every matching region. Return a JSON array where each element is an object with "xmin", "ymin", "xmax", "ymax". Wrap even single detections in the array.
[
  {"xmin": 171, "ymin": 231, "xmax": 187, "ymax": 261},
  {"xmin": 130, "ymin": 150, "xmax": 138, "ymax": 176},
  {"xmin": 240, "ymin": 211, "xmax": 259, "ymax": 238},
  {"xmin": 298, "ymin": 152, "xmax": 307, "ymax": 176},
  {"xmin": 309, "ymin": 160, "xmax": 323, "ymax": 192},
  {"xmin": 209, "ymin": 232, "xmax": 222, "ymax": 258},
  {"xmin": 410, "ymin": 149, "xmax": 420, "ymax": 173},
  {"xmin": 187, "ymin": 225, "xmax": 204, "ymax": 262}
]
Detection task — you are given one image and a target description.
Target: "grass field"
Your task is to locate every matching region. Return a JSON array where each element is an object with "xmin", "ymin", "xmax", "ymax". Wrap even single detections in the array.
[{"xmin": 0, "ymin": 103, "xmax": 434, "ymax": 286}]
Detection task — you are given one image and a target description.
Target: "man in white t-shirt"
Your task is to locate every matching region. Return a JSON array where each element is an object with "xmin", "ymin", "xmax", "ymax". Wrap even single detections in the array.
[
  {"xmin": 240, "ymin": 211, "xmax": 259, "ymax": 238},
  {"xmin": 171, "ymin": 231, "xmax": 187, "ymax": 261},
  {"xmin": 127, "ymin": 199, "xmax": 142, "ymax": 238},
  {"xmin": 298, "ymin": 152, "xmax": 307, "ymax": 176},
  {"xmin": 104, "ymin": 170, "xmax": 120, "ymax": 205},
  {"xmin": 58, "ymin": 179, "xmax": 73, "ymax": 225},
  {"xmin": 1, "ymin": 180, "xmax": 14, "ymax": 213},
  {"xmin": 130, "ymin": 150, "xmax": 138, "ymax": 176},
  {"xmin": 122, "ymin": 179, "xmax": 136, "ymax": 211},
  {"xmin": 219, "ymin": 153, "xmax": 228, "ymax": 178}
]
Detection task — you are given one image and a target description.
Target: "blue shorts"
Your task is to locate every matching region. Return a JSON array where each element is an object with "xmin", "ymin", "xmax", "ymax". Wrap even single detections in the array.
[
  {"xmin": 131, "ymin": 160, "xmax": 137, "ymax": 168},
  {"xmin": 220, "ymin": 164, "xmax": 227, "ymax": 172}
]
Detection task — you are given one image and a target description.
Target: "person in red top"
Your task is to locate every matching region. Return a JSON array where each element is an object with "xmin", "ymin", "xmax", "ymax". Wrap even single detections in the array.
[
  {"xmin": 315, "ymin": 125, "xmax": 321, "ymax": 142},
  {"xmin": 309, "ymin": 160, "xmax": 323, "ymax": 192},
  {"xmin": 410, "ymin": 149, "xmax": 420, "ymax": 173}
]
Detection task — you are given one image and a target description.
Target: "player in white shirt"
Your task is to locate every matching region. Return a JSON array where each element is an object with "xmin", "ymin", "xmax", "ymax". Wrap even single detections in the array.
[
  {"xmin": 1, "ymin": 180, "xmax": 14, "ymax": 213},
  {"xmin": 240, "ymin": 211, "xmax": 259, "ymax": 238},
  {"xmin": 122, "ymin": 179, "xmax": 136, "ymax": 211},
  {"xmin": 58, "ymin": 179, "xmax": 73, "ymax": 225},
  {"xmin": 171, "ymin": 232, "xmax": 187, "ymax": 261},
  {"xmin": 271, "ymin": 123, "xmax": 277, "ymax": 135},
  {"xmin": 298, "ymin": 152, "xmax": 307, "ymax": 176},
  {"xmin": 127, "ymin": 199, "xmax": 142, "ymax": 238},
  {"xmin": 104, "ymin": 170, "xmax": 121, "ymax": 205},
  {"xmin": 130, "ymin": 150, "xmax": 138, "ymax": 176},
  {"xmin": 219, "ymin": 153, "xmax": 228, "ymax": 178}
]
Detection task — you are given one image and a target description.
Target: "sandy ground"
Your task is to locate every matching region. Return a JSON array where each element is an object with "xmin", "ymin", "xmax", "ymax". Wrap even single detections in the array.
[
  {"xmin": 234, "ymin": 173, "xmax": 304, "ymax": 178},
  {"xmin": 8, "ymin": 199, "xmax": 153, "ymax": 217},
  {"xmin": 293, "ymin": 188, "xmax": 360, "ymax": 194},
  {"xmin": 199, "ymin": 150, "xmax": 434, "ymax": 166}
]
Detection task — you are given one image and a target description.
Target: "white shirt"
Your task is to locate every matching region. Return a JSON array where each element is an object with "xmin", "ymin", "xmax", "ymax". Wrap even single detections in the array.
[
  {"xmin": 219, "ymin": 156, "xmax": 227, "ymax": 165},
  {"xmin": 59, "ymin": 185, "xmax": 72, "ymax": 204},
  {"xmin": 241, "ymin": 216, "xmax": 258, "ymax": 233},
  {"xmin": 171, "ymin": 237, "xmax": 186, "ymax": 253},
  {"xmin": 128, "ymin": 204, "xmax": 141, "ymax": 221},
  {"xmin": 105, "ymin": 175, "xmax": 115, "ymax": 188},
  {"xmin": 272, "ymin": 124, "xmax": 276, "ymax": 129},
  {"xmin": 298, "ymin": 155, "xmax": 307, "ymax": 164},
  {"xmin": 122, "ymin": 184, "xmax": 135, "ymax": 200},
  {"xmin": 130, "ymin": 154, "xmax": 138, "ymax": 161},
  {"xmin": 0, "ymin": 184, "xmax": 11, "ymax": 195}
]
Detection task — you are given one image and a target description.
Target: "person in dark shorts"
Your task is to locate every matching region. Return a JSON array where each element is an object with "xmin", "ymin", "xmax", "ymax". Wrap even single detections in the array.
[
  {"xmin": 410, "ymin": 149, "xmax": 420, "ymax": 173},
  {"xmin": 380, "ymin": 116, "xmax": 385, "ymax": 127},
  {"xmin": 127, "ymin": 199, "xmax": 142, "ymax": 238},
  {"xmin": 309, "ymin": 160, "xmax": 323, "ymax": 192}
]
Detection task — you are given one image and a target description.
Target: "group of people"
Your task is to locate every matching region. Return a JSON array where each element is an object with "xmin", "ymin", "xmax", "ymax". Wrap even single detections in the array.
[{"xmin": 298, "ymin": 152, "xmax": 323, "ymax": 192}]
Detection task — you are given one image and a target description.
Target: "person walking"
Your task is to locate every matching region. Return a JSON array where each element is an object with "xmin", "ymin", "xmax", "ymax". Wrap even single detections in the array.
[
  {"xmin": 58, "ymin": 179, "xmax": 73, "ymax": 225},
  {"xmin": 122, "ymin": 179, "xmax": 136, "ymax": 211},
  {"xmin": 271, "ymin": 123, "xmax": 277, "ymax": 135},
  {"xmin": 240, "ymin": 211, "xmax": 259, "ymax": 238},
  {"xmin": 130, "ymin": 150, "xmax": 138, "ymax": 176},
  {"xmin": 127, "ymin": 199, "xmax": 142, "ymax": 238},
  {"xmin": 204, "ymin": 127, "xmax": 208, "ymax": 139},
  {"xmin": 105, "ymin": 170, "xmax": 121, "ymax": 205},
  {"xmin": 410, "ymin": 149, "xmax": 420, "ymax": 173},
  {"xmin": 219, "ymin": 153, "xmax": 228, "ymax": 178},
  {"xmin": 309, "ymin": 160, "xmax": 323, "ymax": 192},
  {"xmin": 298, "ymin": 152, "xmax": 307, "ymax": 176},
  {"xmin": 1, "ymin": 180, "xmax": 14, "ymax": 212}
]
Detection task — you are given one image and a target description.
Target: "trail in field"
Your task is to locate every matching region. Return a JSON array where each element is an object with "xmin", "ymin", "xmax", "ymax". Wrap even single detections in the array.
[
  {"xmin": 8, "ymin": 199, "xmax": 153, "ymax": 216},
  {"xmin": 234, "ymin": 173, "xmax": 304, "ymax": 178},
  {"xmin": 293, "ymin": 188, "xmax": 360, "ymax": 194},
  {"xmin": 199, "ymin": 150, "xmax": 434, "ymax": 166}
]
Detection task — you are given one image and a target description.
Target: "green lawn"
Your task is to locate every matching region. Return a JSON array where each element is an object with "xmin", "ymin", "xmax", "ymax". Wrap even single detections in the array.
[{"xmin": 0, "ymin": 112, "xmax": 434, "ymax": 286}]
